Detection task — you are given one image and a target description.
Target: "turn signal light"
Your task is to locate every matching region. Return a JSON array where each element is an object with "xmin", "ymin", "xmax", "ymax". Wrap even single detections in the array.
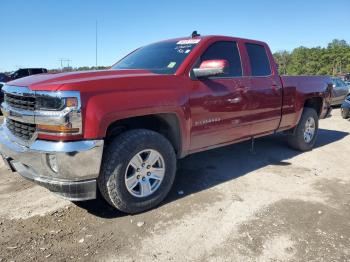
[
  {"xmin": 38, "ymin": 124, "xmax": 80, "ymax": 134},
  {"xmin": 66, "ymin": 97, "xmax": 78, "ymax": 108}
]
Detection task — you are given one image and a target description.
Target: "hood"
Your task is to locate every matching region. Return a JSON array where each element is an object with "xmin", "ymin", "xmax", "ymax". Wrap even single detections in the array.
[{"xmin": 7, "ymin": 69, "xmax": 157, "ymax": 91}]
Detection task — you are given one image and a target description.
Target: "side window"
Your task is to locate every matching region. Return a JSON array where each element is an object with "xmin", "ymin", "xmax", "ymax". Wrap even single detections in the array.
[
  {"xmin": 21, "ymin": 69, "xmax": 29, "ymax": 77},
  {"xmin": 336, "ymin": 79, "xmax": 341, "ymax": 88},
  {"xmin": 333, "ymin": 79, "xmax": 341, "ymax": 88},
  {"xmin": 15, "ymin": 70, "xmax": 27, "ymax": 78},
  {"xmin": 245, "ymin": 43, "xmax": 271, "ymax": 76},
  {"xmin": 199, "ymin": 41, "xmax": 242, "ymax": 77},
  {"xmin": 31, "ymin": 69, "xmax": 43, "ymax": 74}
]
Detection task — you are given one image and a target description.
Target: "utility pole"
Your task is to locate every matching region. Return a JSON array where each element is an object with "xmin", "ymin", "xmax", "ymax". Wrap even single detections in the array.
[
  {"xmin": 58, "ymin": 58, "xmax": 72, "ymax": 71},
  {"xmin": 95, "ymin": 21, "xmax": 98, "ymax": 68}
]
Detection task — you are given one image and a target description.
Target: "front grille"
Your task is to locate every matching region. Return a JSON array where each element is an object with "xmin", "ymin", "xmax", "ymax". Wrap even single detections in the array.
[
  {"xmin": 4, "ymin": 93, "xmax": 36, "ymax": 111},
  {"xmin": 6, "ymin": 119, "xmax": 36, "ymax": 140}
]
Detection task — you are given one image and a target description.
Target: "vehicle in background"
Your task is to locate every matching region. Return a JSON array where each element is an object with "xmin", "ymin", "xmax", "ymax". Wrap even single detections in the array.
[
  {"xmin": 0, "ymin": 74, "xmax": 11, "ymax": 106},
  {"xmin": 0, "ymin": 68, "xmax": 48, "ymax": 112},
  {"xmin": 0, "ymin": 34, "xmax": 333, "ymax": 214},
  {"xmin": 0, "ymin": 73, "xmax": 11, "ymax": 83},
  {"xmin": 343, "ymin": 73, "xmax": 350, "ymax": 82},
  {"xmin": 330, "ymin": 77, "xmax": 349, "ymax": 106},
  {"xmin": 10, "ymin": 68, "xmax": 47, "ymax": 80},
  {"xmin": 0, "ymin": 82, "xmax": 4, "ymax": 106},
  {"xmin": 341, "ymin": 94, "xmax": 350, "ymax": 119}
]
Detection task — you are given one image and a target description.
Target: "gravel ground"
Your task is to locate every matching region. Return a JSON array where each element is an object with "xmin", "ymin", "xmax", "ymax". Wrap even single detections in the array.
[{"xmin": 0, "ymin": 109, "xmax": 349, "ymax": 262}]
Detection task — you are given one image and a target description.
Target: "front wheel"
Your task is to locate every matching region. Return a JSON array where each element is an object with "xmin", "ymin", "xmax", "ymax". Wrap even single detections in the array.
[
  {"xmin": 98, "ymin": 129, "xmax": 176, "ymax": 214},
  {"xmin": 287, "ymin": 107, "xmax": 319, "ymax": 151}
]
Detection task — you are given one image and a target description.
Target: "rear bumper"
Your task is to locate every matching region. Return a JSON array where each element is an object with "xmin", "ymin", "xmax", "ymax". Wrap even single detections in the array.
[{"xmin": 0, "ymin": 125, "xmax": 104, "ymax": 201}]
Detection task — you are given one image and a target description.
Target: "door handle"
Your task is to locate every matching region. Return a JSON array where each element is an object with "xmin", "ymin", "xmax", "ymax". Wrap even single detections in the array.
[
  {"xmin": 271, "ymin": 84, "xmax": 281, "ymax": 93},
  {"xmin": 227, "ymin": 97, "xmax": 241, "ymax": 104}
]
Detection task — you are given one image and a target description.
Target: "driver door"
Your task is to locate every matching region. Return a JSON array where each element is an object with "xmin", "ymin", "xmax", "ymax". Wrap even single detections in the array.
[{"xmin": 189, "ymin": 41, "xmax": 251, "ymax": 150}]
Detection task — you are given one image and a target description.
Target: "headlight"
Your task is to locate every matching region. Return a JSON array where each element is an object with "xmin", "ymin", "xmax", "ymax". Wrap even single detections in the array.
[
  {"xmin": 36, "ymin": 96, "xmax": 65, "ymax": 111},
  {"xmin": 35, "ymin": 91, "xmax": 82, "ymax": 137},
  {"xmin": 36, "ymin": 96, "xmax": 79, "ymax": 111}
]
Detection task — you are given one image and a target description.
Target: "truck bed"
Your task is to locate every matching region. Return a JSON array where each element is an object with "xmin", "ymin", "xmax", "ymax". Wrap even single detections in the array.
[{"xmin": 278, "ymin": 75, "xmax": 332, "ymax": 130}]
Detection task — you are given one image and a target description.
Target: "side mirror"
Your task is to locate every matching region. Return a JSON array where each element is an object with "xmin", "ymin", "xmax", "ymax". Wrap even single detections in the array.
[{"xmin": 193, "ymin": 60, "xmax": 229, "ymax": 78}]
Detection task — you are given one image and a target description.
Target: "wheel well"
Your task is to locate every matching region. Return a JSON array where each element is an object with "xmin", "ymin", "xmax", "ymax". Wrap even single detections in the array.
[
  {"xmin": 105, "ymin": 114, "xmax": 182, "ymax": 157},
  {"xmin": 304, "ymin": 97, "xmax": 323, "ymax": 116}
]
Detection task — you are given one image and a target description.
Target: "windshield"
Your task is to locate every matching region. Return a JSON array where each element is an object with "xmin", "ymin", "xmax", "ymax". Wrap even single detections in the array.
[{"xmin": 112, "ymin": 39, "xmax": 200, "ymax": 74}]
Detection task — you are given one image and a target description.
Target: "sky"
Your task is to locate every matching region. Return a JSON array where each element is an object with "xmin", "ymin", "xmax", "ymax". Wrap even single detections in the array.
[{"xmin": 0, "ymin": 0, "xmax": 349, "ymax": 72}]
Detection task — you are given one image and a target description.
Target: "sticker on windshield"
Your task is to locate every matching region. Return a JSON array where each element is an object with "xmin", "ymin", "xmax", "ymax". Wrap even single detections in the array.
[
  {"xmin": 167, "ymin": 62, "xmax": 177, "ymax": 68},
  {"xmin": 176, "ymin": 39, "xmax": 201, "ymax": 45},
  {"xmin": 175, "ymin": 45, "xmax": 191, "ymax": 50}
]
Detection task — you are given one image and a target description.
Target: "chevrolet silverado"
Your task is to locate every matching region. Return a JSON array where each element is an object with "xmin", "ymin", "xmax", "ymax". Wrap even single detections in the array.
[{"xmin": 0, "ymin": 34, "xmax": 332, "ymax": 213}]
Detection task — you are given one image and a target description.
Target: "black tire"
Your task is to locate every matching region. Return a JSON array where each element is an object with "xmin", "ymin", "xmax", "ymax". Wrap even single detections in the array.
[
  {"xmin": 98, "ymin": 129, "xmax": 176, "ymax": 214},
  {"xmin": 341, "ymin": 108, "xmax": 350, "ymax": 119},
  {"xmin": 287, "ymin": 108, "xmax": 319, "ymax": 151}
]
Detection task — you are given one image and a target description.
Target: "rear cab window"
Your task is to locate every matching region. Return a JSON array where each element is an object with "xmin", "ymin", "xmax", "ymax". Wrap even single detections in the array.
[
  {"xmin": 245, "ymin": 43, "xmax": 272, "ymax": 76},
  {"xmin": 195, "ymin": 41, "xmax": 242, "ymax": 77}
]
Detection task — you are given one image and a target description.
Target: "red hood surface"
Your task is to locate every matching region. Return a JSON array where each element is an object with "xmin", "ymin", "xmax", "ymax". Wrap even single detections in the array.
[{"xmin": 7, "ymin": 69, "xmax": 157, "ymax": 91}]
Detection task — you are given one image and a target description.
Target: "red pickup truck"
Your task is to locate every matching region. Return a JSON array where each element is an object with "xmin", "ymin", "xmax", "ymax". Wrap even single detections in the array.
[{"xmin": 0, "ymin": 34, "xmax": 332, "ymax": 213}]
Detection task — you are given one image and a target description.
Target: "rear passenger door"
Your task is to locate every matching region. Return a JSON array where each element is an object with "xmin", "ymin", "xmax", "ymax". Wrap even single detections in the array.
[{"xmin": 244, "ymin": 43, "xmax": 283, "ymax": 136}]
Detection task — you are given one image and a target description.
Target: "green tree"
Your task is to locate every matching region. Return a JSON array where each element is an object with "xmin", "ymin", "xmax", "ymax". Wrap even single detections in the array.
[
  {"xmin": 274, "ymin": 39, "xmax": 350, "ymax": 76},
  {"xmin": 274, "ymin": 51, "xmax": 291, "ymax": 75}
]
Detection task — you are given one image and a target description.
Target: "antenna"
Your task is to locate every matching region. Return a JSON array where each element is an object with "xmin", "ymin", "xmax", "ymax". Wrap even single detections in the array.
[
  {"xmin": 95, "ymin": 21, "xmax": 98, "ymax": 67},
  {"xmin": 191, "ymin": 31, "xmax": 200, "ymax": 38}
]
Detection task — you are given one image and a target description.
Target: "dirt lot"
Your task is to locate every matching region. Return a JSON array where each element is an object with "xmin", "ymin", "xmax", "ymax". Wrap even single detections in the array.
[{"xmin": 0, "ymin": 109, "xmax": 349, "ymax": 262}]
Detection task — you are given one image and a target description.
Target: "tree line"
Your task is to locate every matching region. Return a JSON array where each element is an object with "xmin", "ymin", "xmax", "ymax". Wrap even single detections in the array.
[
  {"xmin": 273, "ymin": 39, "xmax": 350, "ymax": 76},
  {"xmin": 48, "ymin": 66, "xmax": 109, "ymax": 73}
]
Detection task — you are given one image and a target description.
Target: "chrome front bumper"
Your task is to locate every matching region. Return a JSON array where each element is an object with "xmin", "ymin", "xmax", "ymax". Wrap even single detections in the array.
[{"xmin": 0, "ymin": 125, "xmax": 104, "ymax": 200}]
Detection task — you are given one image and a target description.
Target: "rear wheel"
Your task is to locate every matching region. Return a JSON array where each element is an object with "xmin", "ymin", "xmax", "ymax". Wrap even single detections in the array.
[
  {"xmin": 287, "ymin": 107, "xmax": 319, "ymax": 151},
  {"xmin": 98, "ymin": 129, "xmax": 176, "ymax": 214}
]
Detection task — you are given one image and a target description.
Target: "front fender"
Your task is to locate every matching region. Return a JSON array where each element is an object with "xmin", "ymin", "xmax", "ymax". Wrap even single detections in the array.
[{"xmin": 82, "ymin": 90, "xmax": 192, "ymax": 157}]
